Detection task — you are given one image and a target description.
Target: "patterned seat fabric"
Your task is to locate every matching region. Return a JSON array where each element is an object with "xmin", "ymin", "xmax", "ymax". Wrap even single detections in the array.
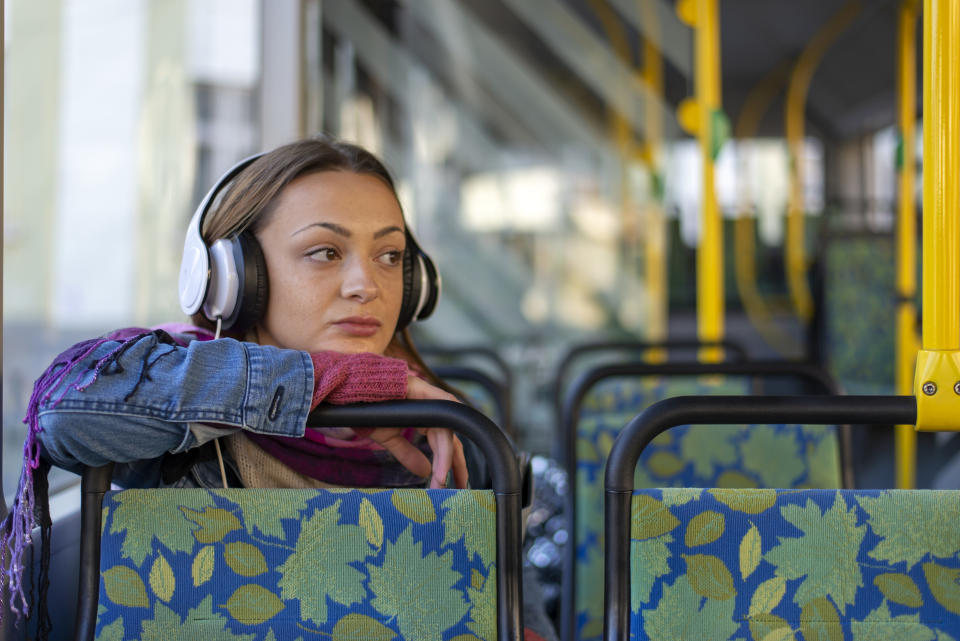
[
  {"xmin": 629, "ymin": 488, "xmax": 960, "ymax": 640},
  {"xmin": 95, "ymin": 488, "xmax": 497, "ymax": 641},
  {"xmin": 573, "ymin": 376, "xmax": 842, "ymax": 640}
]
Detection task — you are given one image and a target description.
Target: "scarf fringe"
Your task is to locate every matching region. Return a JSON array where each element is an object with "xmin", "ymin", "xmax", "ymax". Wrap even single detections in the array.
[{"xmin": 0, "ymin": 334, "xmax": 136, "ymax": 628}]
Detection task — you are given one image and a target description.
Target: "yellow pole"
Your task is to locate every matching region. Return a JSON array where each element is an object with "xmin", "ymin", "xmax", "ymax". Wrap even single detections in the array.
[
  {"xmin": 913, "ymin": 0, "xmax": 960, "ymax": 432},
  {"xmin": 784, "ymin": 1, "xmax": 861, "ymax": 324},
  {"xmin": 640, "ymin": 0, "xmax": 667, "ymax": 353},
  {"xmin": 678, "ymin": 0, "xmax": 724, "ymax": 363},
  {"xmin": 895, "ymin": 0, "xmax": 920, "ymax": 487}
]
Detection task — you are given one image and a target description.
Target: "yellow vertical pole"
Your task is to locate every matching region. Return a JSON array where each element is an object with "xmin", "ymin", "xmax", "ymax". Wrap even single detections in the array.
[
  {"xmin": 914, "ymin": 0, "xmax": 960, "ymax": 431},
  {"xmin": 678, "ymin": 0, "xmax": 724, "ymax": 363},
  {"xmin": 895, "ymin": 0, "xmax": 920, "ymax": 487},
  {"xmin": 641, "ymin": 0, "xmax": 667, "ymax": 354}
]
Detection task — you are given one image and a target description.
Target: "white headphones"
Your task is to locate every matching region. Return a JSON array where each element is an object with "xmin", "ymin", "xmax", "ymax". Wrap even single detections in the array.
[
  {"xmin": 178, "ymin": 154, "xmax": 268, "ymax": 331},
  {"xmin": 178, "ymin": 150, "xmax": 441, "ymax": 333}
]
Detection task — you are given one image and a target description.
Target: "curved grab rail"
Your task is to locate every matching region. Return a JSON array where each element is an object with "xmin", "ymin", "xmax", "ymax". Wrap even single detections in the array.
[
  {"xmin": 419, "ymin": 345, "xmax": 513, "ymax": 390},
  {"xmin": 602, "ymin": 394, "xmax": 917, "ymax": 641},
  {"xmin": 560, "ymin": 360, "xmax": 848, "ymax": 641},
  {"xmin": 552, "ymin": 338, "xmax": 748, "ymax": 426},
  {"xmin": 433, "ymin": 364, "xmax": 512, "ymax": 436},
  {"xmin": 76, "ymin": 401, "xmax": 523, "ymax": 641}
]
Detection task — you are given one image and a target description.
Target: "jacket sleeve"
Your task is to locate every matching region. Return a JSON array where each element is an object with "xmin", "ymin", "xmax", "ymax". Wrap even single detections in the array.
[{"xmin": 35, "ymin": 331, "xmax": 404, "ymax": 475}]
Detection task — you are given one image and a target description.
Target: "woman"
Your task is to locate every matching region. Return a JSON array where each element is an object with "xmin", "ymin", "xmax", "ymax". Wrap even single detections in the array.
[{"xmin": 3, "ymin": 138, "xmax": 558, "ymax": 639}]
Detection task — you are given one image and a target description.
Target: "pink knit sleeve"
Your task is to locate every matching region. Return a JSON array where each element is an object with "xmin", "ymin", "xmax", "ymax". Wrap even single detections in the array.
[{"xmin": 309, "ymin": 351, "xmax": 409, "ymax": 408}]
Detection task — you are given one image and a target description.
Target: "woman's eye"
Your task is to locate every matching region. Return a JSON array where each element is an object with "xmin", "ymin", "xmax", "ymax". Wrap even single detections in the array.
[
  {"xmin": 377, "ymin": 250, "xmax": 404, "ymax": 266},
  {"xmin": 308, "ymin": 247, "xmax": 340, "ymax": 262}
]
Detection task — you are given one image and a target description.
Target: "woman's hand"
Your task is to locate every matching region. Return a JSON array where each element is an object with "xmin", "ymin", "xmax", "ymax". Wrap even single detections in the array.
[{"xmin": 356, "ymin": 376, "xmax": 469, "ymax": 489}]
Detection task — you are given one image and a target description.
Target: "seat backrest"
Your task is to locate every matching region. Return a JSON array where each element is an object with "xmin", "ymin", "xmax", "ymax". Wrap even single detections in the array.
[
  {"xmin": 77, "ymin": 401, "xmax": 524, "ymax": 641},
  {"xmin": 627, "ymin": 487, "xmax": 960, "ymax": 640},
  {"xmin": 95, "ymin": 487, "xmax": 497, "ymax": 641},
  {"xmin": 561, "ymin": 363, "xmax": 844, "ymax": 641}
]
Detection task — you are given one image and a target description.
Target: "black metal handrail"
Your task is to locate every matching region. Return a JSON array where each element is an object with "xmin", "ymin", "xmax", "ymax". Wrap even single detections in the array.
[
  {"xmin": 602, "ymin": 394, "xmax": 917, "ymax": 641},
  {"xmin": 559, "ymin": 360, "xmax": 847, "ymax": 641},
  {"xmin": 75, "ymin": 400, "xmax": 523, "ymax": 641},
  {"xmin": 551, "ymin": 338, "xmax": 748, "ymax": 428},
  {"xmin": 420, "ymin": 345, "xmax": 514, "ymax": 392},
  {"xmin": 433, "ymin": 364, "xmax": 512, "ymax": 436}
]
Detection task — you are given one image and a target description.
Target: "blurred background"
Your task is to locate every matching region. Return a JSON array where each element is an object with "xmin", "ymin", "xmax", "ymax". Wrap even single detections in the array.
[{"xmin": 3, "ymin": 0, "xmax": 926, "ymax": 498}]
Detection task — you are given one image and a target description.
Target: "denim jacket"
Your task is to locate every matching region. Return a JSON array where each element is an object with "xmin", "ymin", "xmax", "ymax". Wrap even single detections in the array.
[{"xmin": 36, "ymin": 329, "xmax": 313, "ymax": 489}]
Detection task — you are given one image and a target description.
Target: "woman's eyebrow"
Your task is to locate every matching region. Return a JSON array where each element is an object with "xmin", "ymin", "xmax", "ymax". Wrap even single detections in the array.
[
  {"xmin": 373, "ymin": 225, "xmax": 405, "ymax": 239},
  {"xmin": 291, "ymin": 222, "xmax": 350, "ymax": 237}
]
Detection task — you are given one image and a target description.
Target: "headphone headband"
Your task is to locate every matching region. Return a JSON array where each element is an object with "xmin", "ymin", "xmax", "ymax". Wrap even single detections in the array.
[
  {"xmin": 179, "ymin": 153, "xmax": 265, "ymax": 316},
  {"xmin": 179, "ymin": 147, "xmax": 440, "ymax": 332}
]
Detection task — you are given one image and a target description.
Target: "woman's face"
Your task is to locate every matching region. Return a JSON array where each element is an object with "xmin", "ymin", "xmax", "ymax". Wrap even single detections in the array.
[{"xmin": 253, "ymin": 170, "xmax": 406, "ymax": 355}]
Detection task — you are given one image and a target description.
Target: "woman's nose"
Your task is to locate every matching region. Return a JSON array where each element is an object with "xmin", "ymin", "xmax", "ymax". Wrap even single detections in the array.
[{"xmin": 340, "ymin": 258, "xmax": 379, "ymax": 302}]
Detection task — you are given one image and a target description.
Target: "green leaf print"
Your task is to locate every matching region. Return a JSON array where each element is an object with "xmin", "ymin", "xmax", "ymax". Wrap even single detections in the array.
[
  {"xmin": 630, "ymin": 534, "xmax": 673, "ymax": 610},
  {"xmin": 763, "ymin": 494, "xmax": 865, "ymax": 611},
  {"xmin": 276, "ymin": 500, "xmax": 370, "ymax": 624},
  {"xmin": 647, "ymin": 451, "xmax": 686, "ymax": 478},
  {"xmin": 368, "ymin": 526, "xmax": 469, "ymax": 641},
  {"xmin": 224, "ymin": 541, "xmax": 269, "ymax": 577},
  {"xmin": 223, "ymin": 584, "xmax": 285, "ymax": 625},
  {"xmin": 140, "ymin": 596, "xmax": 256, "ymax": 641},
  {"xmin": 683, "ymin": 554, "xmax": 736, "ymax": 601},
  {"xmin": 102, "ymin": 566, "xmax": 150, "ymax": 608},
  {"xmin": 680, "ymin": 426, "xmax": 738, "ymax": 478},
  {"xmin": 850, "ymin": 601, "xmax": 936, "ymax": 641},
  {"xmin": 747, "ymin": 614, "xmax": 791, "ymax": 641},
  {"xmin": 644, "ymin": 575, "xmax": 738, "ymax": 641},
  {"xmin": 214, "ymin": 489, "xmax": 310, "ymax": 539},
  {"xmin": 739, "ymin": 427, "xmax": 805, "ymax": 488},
  {"xmin": 804, "ymin": 431, "xmax": 841, "ymax": 487},
  {"xmin": 180, "ymin": 506, "xmax": 242, "ymax": 544},
  {"xmin": 331, "ymin": 613, "xmax": 397, "ymax": 641},
  {"xmin": 359, "ymin": 497, "xmax": 384, "ymax": 549},
  {"xmin": 392, "ymin": 489, "xmax": 438, "ymax": 523},
  {"xmin": 923, "ymin": 562, "xmax": 960, "ymax": 614},
  {"xmin": 95, "ymin": 617, "xmax": 124, "ymax": 641},
  {"xmin": 192, "ymin": 545, "xmax": 215, "ymax": 587},
  {"xmin": 442, "ymin": 491, "xmax": 497, "ymax": 566},
  {"xmin": 631, "ymin": 494, "xmax": 680, "ymax": 540},
  {"xmin": 747, "ymin": 577, "xmax": 786, "ymax": 619},
  {"xmin": 109, "ymin": 490, "xmax": 214, "ymax": 566},
  {"xmin": 874, "ymin": 573, "xmax": 923, "ymax": 608},
  {"xmin": 799, "ymin": 596, "xmax": 842, "ymax": 641},
  {"xmin": 740, "ymin": 524, "xmax": 762, "ymax": 580},
  {"xmin": 710, "ymin": 489, "xmax": 777, "ymax": 514},
  {"xmin": 466, "ymin": 566, "xmax": 496, "ymax": 640},
  {"xmin": 148, "ymin": 553, "xmax": 175, "ymax": 603},
  {"xmin": 858, "ymin": 492, "xmax": 960, "ymax": 568},
  {"xmin": 685, "ymin": 511, "xmax": 726, "ymax": 547}
]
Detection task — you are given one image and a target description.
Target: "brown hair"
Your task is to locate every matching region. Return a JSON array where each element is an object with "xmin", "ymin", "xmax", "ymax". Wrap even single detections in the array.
[{"xmin": 191, "ymin": 136, "xmax": 453, "ymax": 393}]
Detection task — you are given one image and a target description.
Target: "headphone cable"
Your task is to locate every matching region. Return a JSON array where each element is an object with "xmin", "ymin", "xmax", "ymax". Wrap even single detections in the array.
[{"xmin": 212, "ymin": 316, "xmax": 229, "ymax": 489}]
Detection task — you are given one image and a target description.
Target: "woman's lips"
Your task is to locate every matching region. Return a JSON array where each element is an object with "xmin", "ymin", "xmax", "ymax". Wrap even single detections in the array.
[{"xmin": 333, "ymin": 317, "xmax": 382, "ymax": 337}]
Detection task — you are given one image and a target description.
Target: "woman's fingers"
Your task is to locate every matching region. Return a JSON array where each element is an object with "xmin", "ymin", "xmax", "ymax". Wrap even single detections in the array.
[
  {"xmin": 451, "ymin": 433, "xmax": 469, "ymax": 489},
  {"xmin": 406, "ymin": 375, "xmax": 460, "ymax": 402},
  {"xmin": 425, "ymin": 428, "xmax": 452, "ymax": 489},
  {"xmin": 367, "ymin": 428, "xmax": 432, "ymax": 480}
]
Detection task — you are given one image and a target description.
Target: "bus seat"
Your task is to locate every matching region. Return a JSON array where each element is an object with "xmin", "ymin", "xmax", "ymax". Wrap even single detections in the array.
[
  {"xmin": 76, "ymin": 401, "xmax": 525, "ymax": 641},
  {"xmin": 625, "ymin": 487, "xmax": 960, "ymax": 640},
  {"xmin": 563, "ymin": 365, "xmax": 844, "ymax": 641},
  {"xmin": 93, "ymin": 487, "xmax": 497, "ymax": 641}
]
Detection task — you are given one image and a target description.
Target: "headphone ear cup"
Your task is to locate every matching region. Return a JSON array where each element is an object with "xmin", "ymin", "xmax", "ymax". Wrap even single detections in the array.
[
  {"xmin": 397, "ymin": 242, "xmax": 421, "ymax": 332},
  {"xmin": 224, "ymin": 231, "xmax": 269, "ymax": 332},
  {"xmin": 415, "ymin": 251, "xmax": 440, "ymax": 321}
]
